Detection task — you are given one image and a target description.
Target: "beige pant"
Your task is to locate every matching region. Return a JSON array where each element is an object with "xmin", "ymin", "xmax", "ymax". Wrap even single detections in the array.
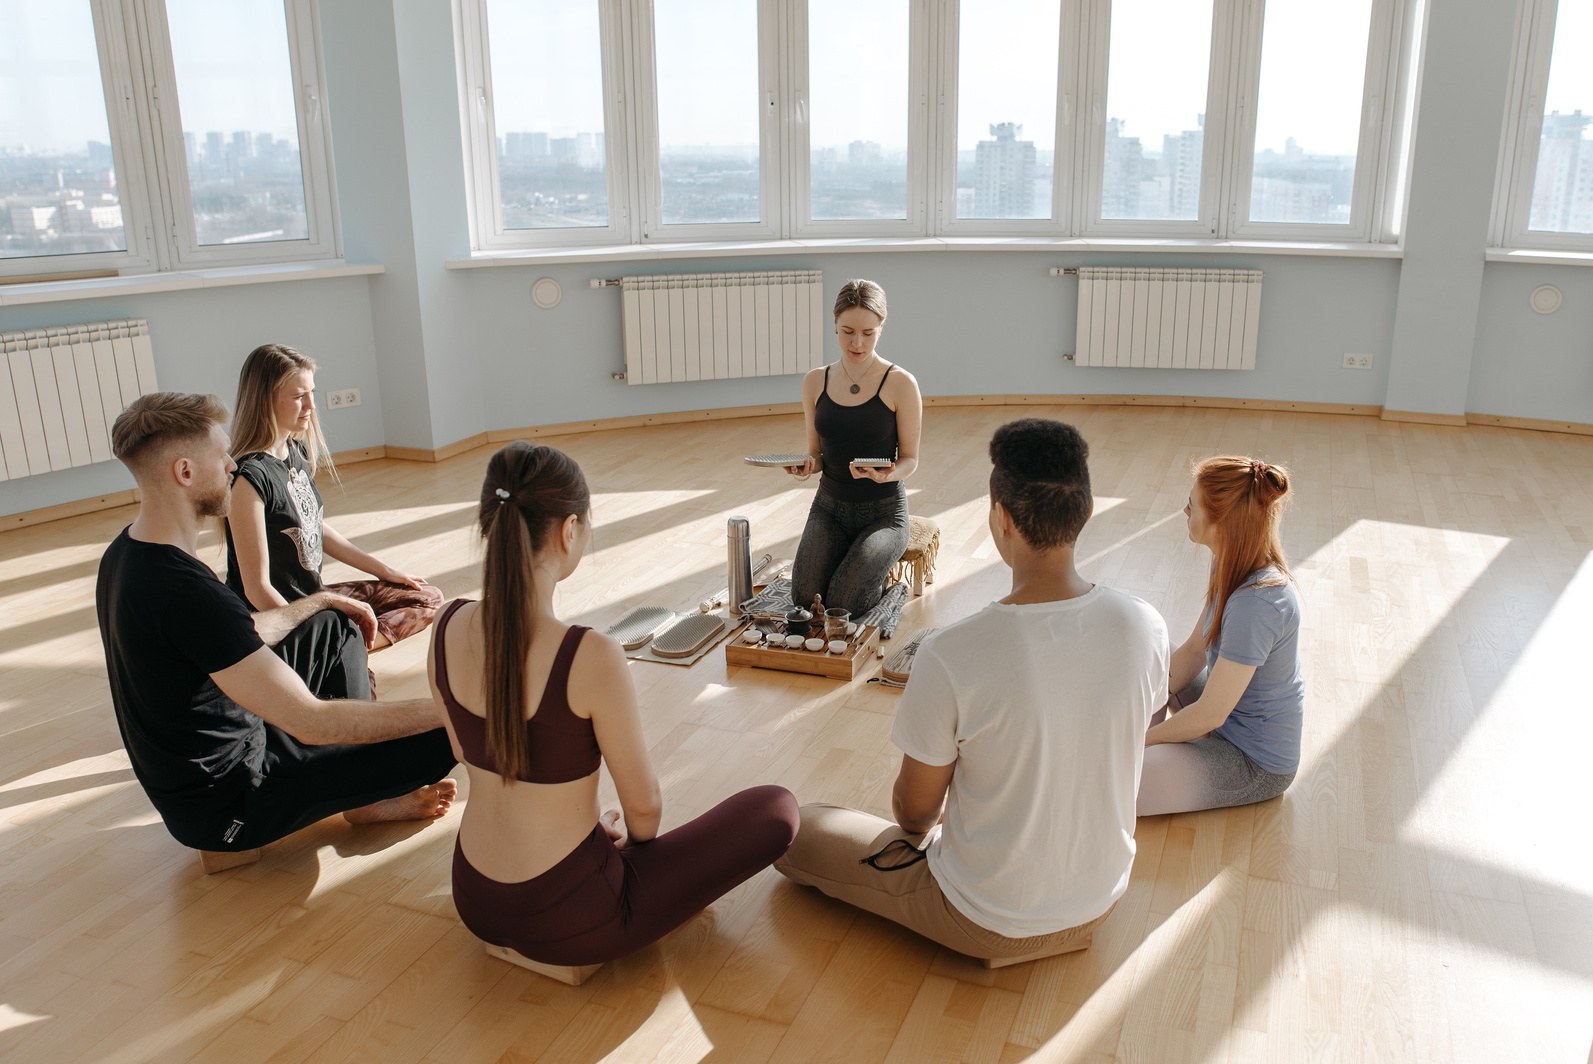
[{"xmin": 774, "ymin": 803, "xmax": 1112, "ymax": 963}]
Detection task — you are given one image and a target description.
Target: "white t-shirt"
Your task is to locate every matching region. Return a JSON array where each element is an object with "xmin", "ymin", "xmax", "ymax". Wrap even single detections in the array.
[{"xmin": 890, "ymin": 586, "xmax": 1168, "ymax": 938}]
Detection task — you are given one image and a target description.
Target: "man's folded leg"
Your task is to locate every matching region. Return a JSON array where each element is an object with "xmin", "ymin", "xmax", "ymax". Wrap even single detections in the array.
[
  {"xmin": 229, "ymin": 724, "xmax": 457, "ymax": 850},
  {"xmin": 775, "ymin": 802, "xmax": 1106, "ymax": 964}
]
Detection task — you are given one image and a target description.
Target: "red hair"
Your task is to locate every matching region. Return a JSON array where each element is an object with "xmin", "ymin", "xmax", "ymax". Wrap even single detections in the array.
[{"xmin": 1195, "ymin": 455, "xmax": 1292, "ymax": 649}]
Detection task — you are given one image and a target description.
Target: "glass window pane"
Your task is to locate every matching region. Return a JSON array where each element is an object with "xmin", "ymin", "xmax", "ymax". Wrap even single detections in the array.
[
  {"xmin": 166, "ymin": 0, "xmax": 308, "ymax": 246},
  {"xmin": 1529, "ymin": 2, "xmax": 1593, "ymax": 233},
  {"xmin": 487, "ymin": 0, "xmax": 608, "ymax": 230},
  {"xmin": 1248, "ymin": 0, "xmax": 1373, "ymax": 225},
  {"xmin": 809, "ymin": 0, "xmax": 909, "ymax": 221},
  {"xmin": 0, "ymin": 1, "xmax": 126, "ymax": 259},
  {"xmin": 956, "ymin": 1, "xmax": 1060, "ymax": 220},
  {"xmin": 655, "ymin": 0, "xmax": 760, "ymax": 226},
  {"xmin": 1101, "ymin": 0, "xmax": 1212, "ymax": 221}
]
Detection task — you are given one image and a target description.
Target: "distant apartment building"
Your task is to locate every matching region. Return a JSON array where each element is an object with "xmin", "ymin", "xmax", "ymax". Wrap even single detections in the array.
[
  {"xmin": 1531, "ymin": 110, "xmax": 1593, "ymax": 233},
  {"xmin": 10, "ymin": 205, "xmax": 58, "ymax": 233},
  {"xmin": 973, "ymin": 122, "xmax": 1036, "ymax": 218},
  {"xmin": 848, "ymin": 140, "xmax": 883, "ymax": 167},
  {"xmin": 504, "ymin": 131, "xmax": 550, "ymax": 158},
  {"xmin": 1102, "ymin": 118, "xmax": 1144, "ymax": 218}
]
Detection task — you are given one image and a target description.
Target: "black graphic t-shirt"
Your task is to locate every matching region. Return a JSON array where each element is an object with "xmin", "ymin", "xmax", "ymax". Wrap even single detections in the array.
[
  {"xmin": 225, "ymin": 439, "xmax": 326, "ymax": 608},
  {"xmin": 96, "ymin": 529, "xmax": 267, "ymax": 847}
]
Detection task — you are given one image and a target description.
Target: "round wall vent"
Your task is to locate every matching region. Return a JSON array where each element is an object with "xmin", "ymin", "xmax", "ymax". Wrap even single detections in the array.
[
  {"xmin": 531, "ymin": 277, "xmax": 562, "ymax": 309},
  {"xmin": 1529, "ymin": 284, "xmax": 1562, "ymax": 315}
]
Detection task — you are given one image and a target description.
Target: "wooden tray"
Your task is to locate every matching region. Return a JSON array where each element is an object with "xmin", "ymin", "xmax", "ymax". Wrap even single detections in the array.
[{"xmin": 725, "ymin": 625, "xmax": 881, "ymax": 679}]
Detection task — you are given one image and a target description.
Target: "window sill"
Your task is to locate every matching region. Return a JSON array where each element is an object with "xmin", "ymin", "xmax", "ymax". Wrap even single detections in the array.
[
  {"xmin": 446, "ymin": 236, "xmax": 1404, "ymax": 270},
  {"xmin": 0, "ymin": 261, "xmax": 386, "ymax": 307},
  {"xmin": 1485, "ymin": 247, "xmax": 1593, "ymax": 267}
]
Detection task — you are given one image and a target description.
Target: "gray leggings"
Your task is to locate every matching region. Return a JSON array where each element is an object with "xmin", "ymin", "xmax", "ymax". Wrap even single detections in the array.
[
  {"xmin": 791, "ymin": 480, "xmax": 910, "ymax": 617},
  {"xmin": 1136, "ymin": 672, "xmax": 1296, "ymax": 817}
]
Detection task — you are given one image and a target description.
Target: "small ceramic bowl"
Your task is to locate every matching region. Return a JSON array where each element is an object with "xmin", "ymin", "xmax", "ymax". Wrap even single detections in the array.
[
  {"xmin": 741, "ymin": 629, "xmax": 762, "ymax": 644},
  {"xmin": 827, "ymin": 639, "xmax": 848, "ymax": 653},
  {"xmin": 804, "ymin": 637, "xmax": 825, "ymax": 652},
  {"xmin": 783, "ymin": 634, "xmax": 807, "ymax": 648},
  {"xmin": 845, "ymin": 622, "xmax": 858, "ymax": 635}
]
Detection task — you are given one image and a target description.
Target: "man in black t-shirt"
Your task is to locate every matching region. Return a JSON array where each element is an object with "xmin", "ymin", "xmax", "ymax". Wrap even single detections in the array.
[{"xmin": 95, "ymin": 392, "xmax": 457, "ymax": 866}]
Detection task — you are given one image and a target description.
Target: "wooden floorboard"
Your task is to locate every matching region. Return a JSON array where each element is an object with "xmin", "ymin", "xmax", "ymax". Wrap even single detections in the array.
[{"xmin": 1, "ymin": 405, "xmax": 1590, "ymax": 1063}]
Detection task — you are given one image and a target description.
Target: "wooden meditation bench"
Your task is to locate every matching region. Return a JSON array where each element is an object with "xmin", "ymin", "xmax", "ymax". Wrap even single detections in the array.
[{"xmin": 887, "ymin": 514, "xmax": 940, "ymax": 596}]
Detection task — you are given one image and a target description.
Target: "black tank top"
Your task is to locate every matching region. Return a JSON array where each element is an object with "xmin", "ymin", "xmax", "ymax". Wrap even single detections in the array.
[{"xmin": 814, "ymin": 364, "xmax": 899, "ymax": 502}]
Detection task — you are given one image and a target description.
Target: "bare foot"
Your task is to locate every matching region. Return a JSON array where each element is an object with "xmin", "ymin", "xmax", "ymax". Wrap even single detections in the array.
[{"xmin": 344, "ymin": 778, "xmax": 457, "ymax": 825}]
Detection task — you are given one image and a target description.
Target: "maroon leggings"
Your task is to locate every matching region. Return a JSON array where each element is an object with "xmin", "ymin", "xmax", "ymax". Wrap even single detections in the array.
[{"xmin": 452, "ymin": 785, "xmax": 799, "ymax": 967}]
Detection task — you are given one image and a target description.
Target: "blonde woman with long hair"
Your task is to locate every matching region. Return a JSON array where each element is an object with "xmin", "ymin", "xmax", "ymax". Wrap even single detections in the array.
[
  {"xmin": 225, "ymin": 344, "xmax": 443, "ymax": 650},
  {"xmin": 1137, "ymin": 456, "xmax": 1303, "ymax": 816}
]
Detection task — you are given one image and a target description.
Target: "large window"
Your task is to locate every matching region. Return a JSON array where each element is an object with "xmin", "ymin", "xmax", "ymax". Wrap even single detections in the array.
[
  {"xmin": 456, "ymin": 0, "xmax": 1412, "ymax": 252},
  {"xmin": 1097, "ymin": 0, "xmax": 1214, "ymax": 224},
  {"xmin": 0, "ymin": 0, "xmax": 339, "ymax": 278},
  {"xmin": 1494, "ymin": 0, "xmax": 1593, "ymax": 250}
]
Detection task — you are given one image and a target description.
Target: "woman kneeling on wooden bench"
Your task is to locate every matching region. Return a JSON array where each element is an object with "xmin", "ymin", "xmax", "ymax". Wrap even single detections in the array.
[{"xmin": 430, "ymin": 442, "xmax": 798, "ymax": 981}]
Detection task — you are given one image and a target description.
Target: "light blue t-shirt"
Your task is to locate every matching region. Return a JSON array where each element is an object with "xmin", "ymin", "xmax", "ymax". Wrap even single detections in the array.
[{"xmin": 1204, "ymin": 569, "xmax": 1303, "ymax": 774}]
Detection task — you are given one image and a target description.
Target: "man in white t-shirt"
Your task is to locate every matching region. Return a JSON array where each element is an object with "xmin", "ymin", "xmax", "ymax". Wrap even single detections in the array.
[{"xmin": 775, "ymin": 418, "xmax": 1168, "ymax": 966}]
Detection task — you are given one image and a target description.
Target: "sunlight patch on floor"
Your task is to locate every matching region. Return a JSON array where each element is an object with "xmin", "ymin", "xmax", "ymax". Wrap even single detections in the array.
[{"xmin": 1402, "ymin": 549, "xmax": 1593, "ymax": 894}]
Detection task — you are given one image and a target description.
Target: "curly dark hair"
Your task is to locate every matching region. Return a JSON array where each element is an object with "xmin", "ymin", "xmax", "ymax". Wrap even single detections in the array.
[{"xmin": 988, "ymin": 418, "xmax": 1092, "ymax": 549}]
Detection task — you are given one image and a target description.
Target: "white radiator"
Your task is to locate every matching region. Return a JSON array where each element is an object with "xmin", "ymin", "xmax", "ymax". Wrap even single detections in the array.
[
  {"xmin": 0, "ymin": 318, "xmax": 158, "ymax": 480},
  {"xmin": 618, "ymin": 270, "xmax": 826, "ymax": 385},
  {"xmin": 1074, "ymin": 267, "xmax": 1262, "ymax": 369}
]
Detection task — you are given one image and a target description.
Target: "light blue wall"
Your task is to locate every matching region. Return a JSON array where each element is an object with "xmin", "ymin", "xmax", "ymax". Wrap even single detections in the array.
[
  {"xmin": 4, "ymin": 0, "xmax": 1591, "ymax": 522},
  {"xmin": 0, "ymin": 277, "xmax": 383, "ymax": 516},
  {"xmin": 1471, "ymin": 264, "xmax": 1593, "ymax": 421},
  {"xmin": 459, "ymin": 251, "xmax": 1400, "ymax": 434},
  {"xmin": 1385, "ymin": 0, "xmax": 1521, "ymax": 417}
]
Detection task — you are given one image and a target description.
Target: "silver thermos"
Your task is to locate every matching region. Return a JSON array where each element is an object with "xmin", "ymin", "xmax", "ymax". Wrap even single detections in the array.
[{"xmin": 727, "ymin": 516, "xmax": 753, "ymax": 617}]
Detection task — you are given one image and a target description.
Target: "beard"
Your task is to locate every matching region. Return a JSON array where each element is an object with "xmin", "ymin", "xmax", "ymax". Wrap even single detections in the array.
[{"xmin": 195, "ymin": 487, "xmax": 231, "ymax": 519}]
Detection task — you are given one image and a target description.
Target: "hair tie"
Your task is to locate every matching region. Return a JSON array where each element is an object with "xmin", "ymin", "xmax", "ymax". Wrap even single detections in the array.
[
  {"xmin": 1251, "ymin": 460, "xmax": 1267, "ymax": 480},
  {"xmin": 495, "ymin": 487, "xmax": 511, "ymax": 502}
]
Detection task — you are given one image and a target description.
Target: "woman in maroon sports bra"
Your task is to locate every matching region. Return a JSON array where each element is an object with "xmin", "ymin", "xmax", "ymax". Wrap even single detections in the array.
[{"xmin": 429, "ymin": 441, "xmax": 798, "ymax": 967}]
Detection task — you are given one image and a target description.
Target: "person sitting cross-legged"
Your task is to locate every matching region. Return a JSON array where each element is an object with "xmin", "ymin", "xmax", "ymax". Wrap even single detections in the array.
[
  {"xmin": 775, "ymin": 418, "xmax": 1169, "ymax": 966},
  {"xmin": 95, "ymin": 392, "xmax": 458, "ymax": 867}
]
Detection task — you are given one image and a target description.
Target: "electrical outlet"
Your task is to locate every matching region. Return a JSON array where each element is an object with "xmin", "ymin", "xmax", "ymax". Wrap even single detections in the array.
[
  {"xmin": 1343, "ymin": 353, "xmax": 1373, "ymax": 370},
  {"xmin": 326, "ymin": 388, "xmax": 361, "ymax": 409}
]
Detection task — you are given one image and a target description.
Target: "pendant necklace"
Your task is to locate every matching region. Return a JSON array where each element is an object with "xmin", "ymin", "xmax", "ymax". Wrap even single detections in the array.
[{"xmin": 840, "ymin": 357, "xmax": 872, "ymax": 395}]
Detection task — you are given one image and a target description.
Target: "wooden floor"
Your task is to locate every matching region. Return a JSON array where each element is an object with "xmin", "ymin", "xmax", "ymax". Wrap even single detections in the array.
[{"xmin": 2, "ymin": 405, "xmax": 1591, "ymax": 1064}]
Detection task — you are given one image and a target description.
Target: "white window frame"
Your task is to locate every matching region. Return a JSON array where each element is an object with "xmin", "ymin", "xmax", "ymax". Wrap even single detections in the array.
[
  {"xmin": 786, "ymin": 0, "xmax": 932, "ymax": 239},
  {"xmin": 450, "ymin": 0, "xmax": 1419, "ymax": 252},
  {"xmin": 1075, "ymin": 0, "xmax": 1232, "ymax": 238},
  {"xmin": 629, "ymin": 0, "xmax": 783, "ymax": 241},
  {"xmin": 1224, "ymin": 0, "xmax": 1404, "ymax": 242},
  {"xmin": 1490, "ymin": 0, "xmax": 1593, "ymax": 253},
  {"xmin": 0, "ymin": 0, "xmax": 159, "ymax": 278},
  {"xmin": 137, "ymin": 0, "xmax": 342, "ymax": 268},
  {"xmin": 1, "ymin": 0, "xmax": 342, "ymax": 280},
  {"xmin": 929, "ymin": 0, "xmax": 1078, "ymax": 237},
  {"xmin": 455, "ymin": 0, "xmax": 634, "ymax": 250}
]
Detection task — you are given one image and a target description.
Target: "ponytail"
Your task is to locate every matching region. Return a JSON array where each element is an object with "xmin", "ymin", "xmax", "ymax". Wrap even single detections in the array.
[
  {"xmin": 1194, "ymin": 456, "xmax": 1292, "ymax": 650},
  {"xmin": 476, "ymin": 441, "xmax": 591, "ymax": 782}
]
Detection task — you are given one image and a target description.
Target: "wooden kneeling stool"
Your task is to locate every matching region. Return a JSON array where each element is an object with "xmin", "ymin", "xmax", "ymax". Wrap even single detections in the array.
[
  {"xmin": 983, "ymin": 931, "xmax": 1093, "ymax": 970},
  {"xmin": 484, "ymin": 942, "xmax": 603, "ymax": 986},
  {"xmin": 198, "ymin": 848, "xmax": 260, "ymax": 874},
  {"xmin": 888, "ymin": 515, "xmax": 941, "ymax": 597}
]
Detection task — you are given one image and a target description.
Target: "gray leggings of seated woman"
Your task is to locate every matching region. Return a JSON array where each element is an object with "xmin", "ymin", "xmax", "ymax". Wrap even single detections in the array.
[{"xmin": 1137, "ymin": 668, "xmax": 1296, "ymax": 817}]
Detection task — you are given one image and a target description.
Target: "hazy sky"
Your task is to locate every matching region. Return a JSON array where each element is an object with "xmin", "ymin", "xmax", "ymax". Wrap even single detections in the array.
[
  {"xmin": 808, "ymin": 0, "xmax": 910, "ymax": 151},
  {"xmin": 1252, "ymin": 0, "xmax": 1374, "ymax": 156},
  {"xmin": 0, "ymin": 0, "xmax": 112, "ymax": 153},
  {"xmin": 655, "ymin": 0, "xmax": 760, "ymax": 149},
  {"xmin": 0, "ymin": 0, "xmax": 299, "ymax": 153},
  {"xmin": 957, "ymin": 0, "xmax": 1059, "ymax": 152},
  {"xmin": 1105, "ymin": 0, "xmax": 1213, "ymax": 151},
  {"xmin": 1544, "ymin": 0, "xmax": 1593, "ymax": 118}
]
